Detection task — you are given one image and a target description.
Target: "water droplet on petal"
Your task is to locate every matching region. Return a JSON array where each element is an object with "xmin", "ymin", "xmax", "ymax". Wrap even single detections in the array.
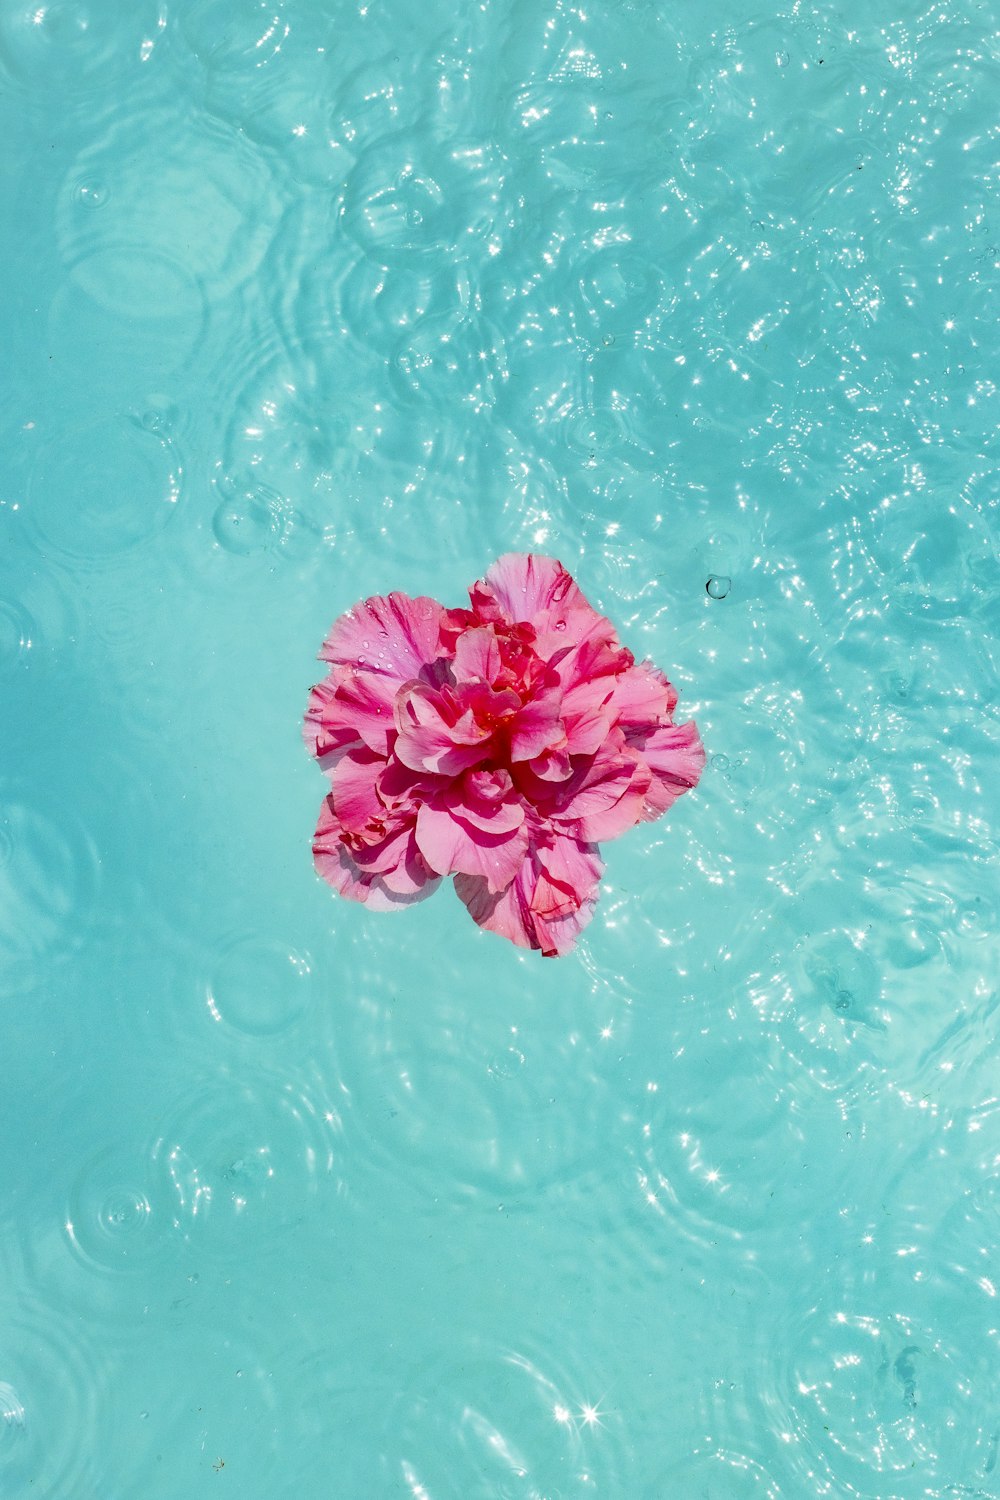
[{"xmin": 554, "ymin": 620, "xmax": 566, "ymax": 632}]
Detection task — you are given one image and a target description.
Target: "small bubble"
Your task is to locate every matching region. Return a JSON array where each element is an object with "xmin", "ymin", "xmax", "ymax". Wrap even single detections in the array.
[
  {"xmin": 706, "ymin": 575, "xmax": 731, "ymax": 600},
  {"xmin": 134, "ymin": 398, "xmax": 178, "ymax": 436},
  {"xmin": 76, "ymin": 180, "xmax": 109, "ymax": 208},
  {"xmin": 776, "ymin": 49, "xmax": 790, "ymax": 67},
  {"xmin": 711, "ymin": 753, "xmax": 731, "ymax": 771},
  {"xmin": 835, "ymin": 989, "xmax": 852, "ymax": 1012}
]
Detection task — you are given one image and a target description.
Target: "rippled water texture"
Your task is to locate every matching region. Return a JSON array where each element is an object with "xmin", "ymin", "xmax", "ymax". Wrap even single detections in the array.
[{"xmin": 2, "ymin": 0, "xmax": 998, "ymax": 1494}]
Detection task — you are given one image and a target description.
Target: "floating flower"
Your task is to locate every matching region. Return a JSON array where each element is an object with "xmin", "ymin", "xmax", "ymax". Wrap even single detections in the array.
[{"xmin": 304, "ymin": 554, "xmax": 704, "ymax": 956}]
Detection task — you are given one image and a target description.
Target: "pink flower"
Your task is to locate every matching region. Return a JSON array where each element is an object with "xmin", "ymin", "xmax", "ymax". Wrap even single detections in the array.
[{"xmin": 304, "ymin": 555, "xmax": 705, "ymax": 956}]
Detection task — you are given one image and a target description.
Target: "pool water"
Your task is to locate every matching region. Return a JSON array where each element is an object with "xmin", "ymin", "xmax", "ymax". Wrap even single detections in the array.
[{"xmin": 2, "ymin": 0, "xmax": 998, "ymax": 1494}]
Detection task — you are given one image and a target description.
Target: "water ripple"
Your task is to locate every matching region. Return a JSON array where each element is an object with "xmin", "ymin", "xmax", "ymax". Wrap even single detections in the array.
[
  {"xmin": 383, "ymin": 1339, "xmax": 632, "ymax": 1496},
  {"xmin": 46, "ymin": 254, "xmax": 208, "ymax": 392},
  {"xmin": 57, "ymin": 101, "xmax": 283, "ymax": 306},
  {"xmin": 26, "ymin": 414, "xmax": 181, "ymax": 562},
  {"xmin": 321, "ymin": 932, "xmax": 623, "ymax": 1206},
  {"xmin": 111, "ymin": 1319, "xmax": 284, "ymax": 1493},
  {"xmin": 391, "ymin": 308, "xmax": 509, "ymax": 414},
  {"xmin": 342, "ymin": 129, "xmax": 503, "ymax": 272},
  {"xmin": 177, "ymin": 0, "xmax": 288, "ymax": 73},
  {"xmin": 3, "ymin": 2, "xmax": 999, "ymax": 1494},
  {"xmin": 0, "ymin": 792, "xmax": 100, "ymax": 998},
  {"xmin": 148, "ymin": 1067, "xmax": 341, "ymax": 1253},
  {"xmin": 0, "ymin": 557, "xmax": 80, "ymax": 669},
  {"xmin": 63, "ymin": 1143, "xmax": 160, "ymax": 1280},
  {"xmin": 205, "ymin": 933, "xmax": 314, "ymax": 1036},
  {"xmin": 0, "ymin": 0, "xmax": 156, "ymax": 97},
  {"xmin": 0, "ymin": 1295, "xmax": 107, "ymax": 1494},
  {"xmin": 752, "ymin": 1272, "xmax": 1000, "ymax": 1496},
  {"xmin": 649, "ymin": 1446, "xmax": 783, "ymax": 1500}
]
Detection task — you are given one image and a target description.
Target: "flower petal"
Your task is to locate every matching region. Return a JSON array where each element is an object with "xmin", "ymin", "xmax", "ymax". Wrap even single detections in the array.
[
  {"xmin": 637, "ymin": 720, "xmax": 706, "ymax": 818},
  {"xmin": 564, "ymin": 750, "xmax": 652, "ymax": 843},
  {"xmin": 306, "ymin": 555, "xmax": 703, "ymax": 954},
  {"xmin": 393, "ymin": 682, "xmax": 491, "ymax": 776},
  {"xmin": 314, "ymin": 592, "xmax": 451, "ymax": 756},
  {"xmin": 327, "ymin": 669, "xmax": 400, "ymax": 757},
  {"xmin": 454, "ymin": 770, "xmax": 525, "ymax": 834},
  {"xmin": 507, "ymin": 693, "xmax": 565, "ymax": 762},
  {"xmin": 303, "ymin": 677, "xmax": 360, "ymax": 764},
  {"xmin": 330, "ymin": 746, "xmax": 388, "ymax": 836},
  {"xmin": 471, "ymin": 553, "xmax": 591, "ymax": 626},
  {"xmin": 312, "ymin": 796, "xmax": 440, "ymax": 910},
  {"xmin": 320, "ymin": 591, "xmax": 450, "ymax": 680},
  {"xmin": 516, "ymin": 735, "xmax": 651, "ymax": 843},
  {"xmin": 610, "ymin": 660, "xmax": 678, "ymax": 729},
  {"xmin": 455, "ymin": 834, "xmax": 603, "ymax": 956},
  {"xmin": 527, "ymin": 745, "xmax": 573, "ymax": 782},
  {"xmin": 452, "ymin": 626, "xmax": 502, "ymax": 685},
  {"xmin": 416, "ymin": 801, "xmax": 529, "ymax": 892}
]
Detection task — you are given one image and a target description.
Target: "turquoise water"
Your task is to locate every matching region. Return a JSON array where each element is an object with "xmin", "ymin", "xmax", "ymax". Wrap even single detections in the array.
[{"xmin": 1, "ymin": 0, "xmax": 998, "ymax": 1493}]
